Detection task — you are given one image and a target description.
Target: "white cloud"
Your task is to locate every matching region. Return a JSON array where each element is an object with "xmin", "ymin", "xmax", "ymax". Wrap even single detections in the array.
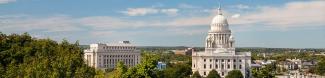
[
  {"xmin": 116, "ymin": 1, "xmax": 325, "ymax": 30},
  {"xmin": 233, "ymin": 4, "xmax": 250, "ymax": 9},
  {"xmin": 121, "ymin": 8, "xmax": 179, "ymax": 16},
  {"xmin": 178, "ymin": 3, "xmax": 200, "ymax": 9},
  {"xmin": 90, "ymin": 31, "xmax": 116, "ymax": 36},
  {"xmin": 78, "ymin": 16, "xmax": 156, "ymax": 30},
  {"xmin": 0, "ymin": 0, "xmax": 15, "ymax": 4},
  {"xmin": 231, "ymin": 14, "xmax": 241, "ymax": 18},
  {"xmin": 0, "ymin": 15, "xmax": 82, "ymax": 32},
  {"xmin": 230, "ymin": 1, "xmax": 325, "ymax": 29},
  {"xmin": 121, "ymin": 8, "xmax": 159, "ymax": 16},
  {"xmin": 161, "ymin": 8, "xmax": 179, "ymax": 16},
  {"xmin": 2, "ymin": 1, "xmax": 324, "ymax": 33},
  {"xmin": 78, "ymin": 15, "xmax": 211, "ymax": 29}
]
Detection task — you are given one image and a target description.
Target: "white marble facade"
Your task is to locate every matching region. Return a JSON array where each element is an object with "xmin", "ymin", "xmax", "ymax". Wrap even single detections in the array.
[
  {"xmin": 84, "ymin": 41, "xmax": 141, "ymax": 70},
  {"xmin": 192, "ymin": 6, "xmax": 251, "ymax": 78}
]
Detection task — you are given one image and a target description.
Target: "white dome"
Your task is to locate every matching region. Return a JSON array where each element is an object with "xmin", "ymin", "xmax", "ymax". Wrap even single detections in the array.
[
  {"xmin": 211, "ymin": 14, "xmax": 228, "ymax": 25},
  {"xmin": 210, "ymin": 8, "xmax": 229, "ymax": 32}
]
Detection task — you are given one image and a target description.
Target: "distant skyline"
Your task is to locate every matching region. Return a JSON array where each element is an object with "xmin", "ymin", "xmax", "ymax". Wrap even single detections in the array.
[{"xmin": 0, "ymin": 0, "xmax": 324, "ymax": 48}]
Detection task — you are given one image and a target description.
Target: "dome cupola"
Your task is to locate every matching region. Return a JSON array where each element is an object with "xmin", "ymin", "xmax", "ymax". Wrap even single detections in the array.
[{"xmin": 210, "ymin": 6, "xmax": 230, "ymax": 32}]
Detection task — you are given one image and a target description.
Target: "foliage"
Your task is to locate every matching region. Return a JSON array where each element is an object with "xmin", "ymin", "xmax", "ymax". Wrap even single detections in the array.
[
  {"xmin": 252, "ymin": 64, "xmax": 276, "ymax": 78},
  {"xmin": 315, "ymin": 59, "xmax": 325, "ymax": 76},
  {"xmin": 0, "ymin": 32, "xmax": 96, "ymax": 78},
  {"xmin": 123, "ymin": 67, "xmax": 141, "ymax": 78},
  {"xmin": 121, "ymin": 53, "xmax": 160, "ymax": 78},
  {"xmin": 225, "ymin": 70, "xmax": 243, "ymax": 78},
  {"xmin": 207, "ymin": 69, "xmax": 221, "ymax": 78},
  {"xmin": 107, "ymin": 51, "xmax": 193, "ymax": 78},
  {"xmin": 163, "ymin": 63, "xmax": 192, "ymax": 78},
  {"xmin": 94, "ymin": 70, "xmax": 105, "ymax": 78},
  {"xmin": 110, "ymin": 61, "xmax": 127, "ymax": 78},
  {"xmin": 191, "ymin": 71, "xmax": 201, "ymax": 78}
]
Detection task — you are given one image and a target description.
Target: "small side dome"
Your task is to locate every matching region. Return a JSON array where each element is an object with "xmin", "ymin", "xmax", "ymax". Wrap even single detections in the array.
[{"xmin": 229, "ymin": 35, "xmax": 235, "ymax": 41}]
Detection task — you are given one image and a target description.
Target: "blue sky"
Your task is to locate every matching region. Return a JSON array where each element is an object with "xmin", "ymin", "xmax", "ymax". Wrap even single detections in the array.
[{"xmin": 0, "ymin": 0, "xmax": 324, "ymax": 48}]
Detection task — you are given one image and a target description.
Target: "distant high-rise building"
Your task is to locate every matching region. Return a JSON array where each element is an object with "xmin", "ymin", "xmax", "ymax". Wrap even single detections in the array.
[
  {"xmin": 191, "ymin": 5, "xmax": 251, "ymax": 78},
  {"xmin": 84, "ymin": 41, "xmax": 141, "ymax": 70}
]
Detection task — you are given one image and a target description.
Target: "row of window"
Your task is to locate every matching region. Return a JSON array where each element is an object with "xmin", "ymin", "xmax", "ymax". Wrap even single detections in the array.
[
  {"xmin": 203, "ymin": 71, "xmax": 226, "ymax": 76},
  {"xmin": 100, "ymin": 59, "xmax": 139, "ymax": 68},
  {"xmin": 194, "ymin": 64, "xmax": 242, "ymax": 69},
  {"xmin": 101, "ymin": 46, "xmax": 136, "ymax": 50},
  {"xmin": 102, "ymin": 59, "xmax": 136, "ymax": 65},
  {"xmin": 204, "ymin": 59, "xmax": 242, "ymax": 63},
  {"xmin": 103, "ymin": 50, "xmax": 135, "ymax": 52},
  {"xmin": 100, "ymin": 55, "xmax": 138, "ymax": 58}
]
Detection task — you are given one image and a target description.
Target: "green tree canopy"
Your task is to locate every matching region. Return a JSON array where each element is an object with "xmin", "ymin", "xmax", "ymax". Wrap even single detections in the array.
[
  {"xmin": 192, "ymin": 71, "xmax": 201, "ymax": 78},
  {"xmin": 225, "ymin": 70, "xmax": 243, "ymax": 78},
  {"xmin": 252, "ymin": 64, "xmax": 276, "ymax": 78},
  {"xmin": 94, "ymin": 70, "xmax": 105, "ymax": 78},
  {"xmin": 163, "ymin": 63, "xmax": 192, "ymax": 78},
  {"xmin": 121, "ymin": 53, "xmax": 160, "ymax": 78},
  {"xmin": 207, "ymin": 69, "xmax": 221, "ymax": 78},
  {"xmin": 0, "ymin": 32, "xmax": 96, "ymax": 78},
  {"xmin": 315, "ymin": 59, "xmax": 325, "ymax": 76},
  {"xmin": 110, "ymin": 61, "xmax": 127, "ymax": 78}
]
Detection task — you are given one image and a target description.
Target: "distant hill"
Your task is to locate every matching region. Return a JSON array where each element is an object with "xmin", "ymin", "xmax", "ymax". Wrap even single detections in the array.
[{"xmin": 79, "ymin": 45, "xmax": 90, "ymax": 50}]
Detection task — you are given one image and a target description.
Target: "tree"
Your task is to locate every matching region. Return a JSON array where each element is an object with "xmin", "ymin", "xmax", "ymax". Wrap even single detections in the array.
[
  {"xmin": 94, "ymin": 70, "xmax": 105, "ymax": 78},
  {"xmin": 315, "ymin": 60, "xmax": 325, "ymax": 76},
  {"xmin": 252, "ymin": 65, "xmax": 275, "ymax": 78},
  {"xmin": 225, "ymin": 70, "xmax": 243, "ymax": 78},
  {"xmin": 0, "ymin": 33, "xmax": 96, "ymax": 78},
  {"xmin": 111, "ymin": 61, "xmax": 127, "ymax": 78},
  {"xmin": 116, "ymin": 61, "xmax": 127, "ymax": 75},
  {"xmin": 207, "ymin": 69, "xmax": 221, "ymax": 78},
  {"xmin": 163, "ymin": 63, "xmax": 192, "ymax": 78},
  {"xmin": 121, "ymin": 53, "xmax": 160, "ymax": 78},
  {"xmin": 136, "ymin": 53, "xmax": 160, "ymax": 78},
  {"xmin": 192, "ymin": 71, "xmax": 201, "ymax": 78},
  {"xmin": 123, "ymin": 67, "xmax": 141, "ymax": 78}
]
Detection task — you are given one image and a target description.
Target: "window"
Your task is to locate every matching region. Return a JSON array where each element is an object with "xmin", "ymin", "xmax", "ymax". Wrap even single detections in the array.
[
  {"xmin": 204, "ymin": 64, "xmax": 206, "ymax": 69},
  {"xmin": 222, "ymin": 72, "xmax": 224, "ymax": 76},
  {"xmin": 228, "ymin": 59, "xmax": 230, "ymax": 62},
  {"xmin": 239, "ymin": 65, "xmax": 242, "ymax": 69},
  {"xmin": 204, "ymin": 59, "xmax": 206, "ymax": 62},
  {"xmin": 221, "ymin": 64, "xmax": 224, "ymax": 69},
  {"xmin": 210, "ymin": 64, "xmax": 212, "ymax": 69},
  {"xmin": 210, "ymin": 59, "xmax": 212, "ymax": 62},
  {"xmin": 222, "ymin": 59, "xmax": 224, "ymax": 62},
  {"xmin": 233, "ymin": 59, "xmax": 236, "ymax": 62},
  {"xmin": 215, "ymin": 59, "xmax": 218, "ymax": 62},
  {"xmin": 227, "ymin": 64, "xmax": 230, "ymax": 69},
  {"xmin": 204, "ymin": 72, "xmax": 206, "ymax": 75},
  {"xmin": 194, "ymin": 64, "xmax": 195, "ymax": 68},
  {"xmin": 234, "ymin": 65, "xmax": 236, "ymax": 69},
  {"xmin": 239, "ymin": 60, "xmax": 242, "ymax": 62},
  {"xmin": 216, "ymin": 64, "xmax": 218, "ymax": 69}
]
